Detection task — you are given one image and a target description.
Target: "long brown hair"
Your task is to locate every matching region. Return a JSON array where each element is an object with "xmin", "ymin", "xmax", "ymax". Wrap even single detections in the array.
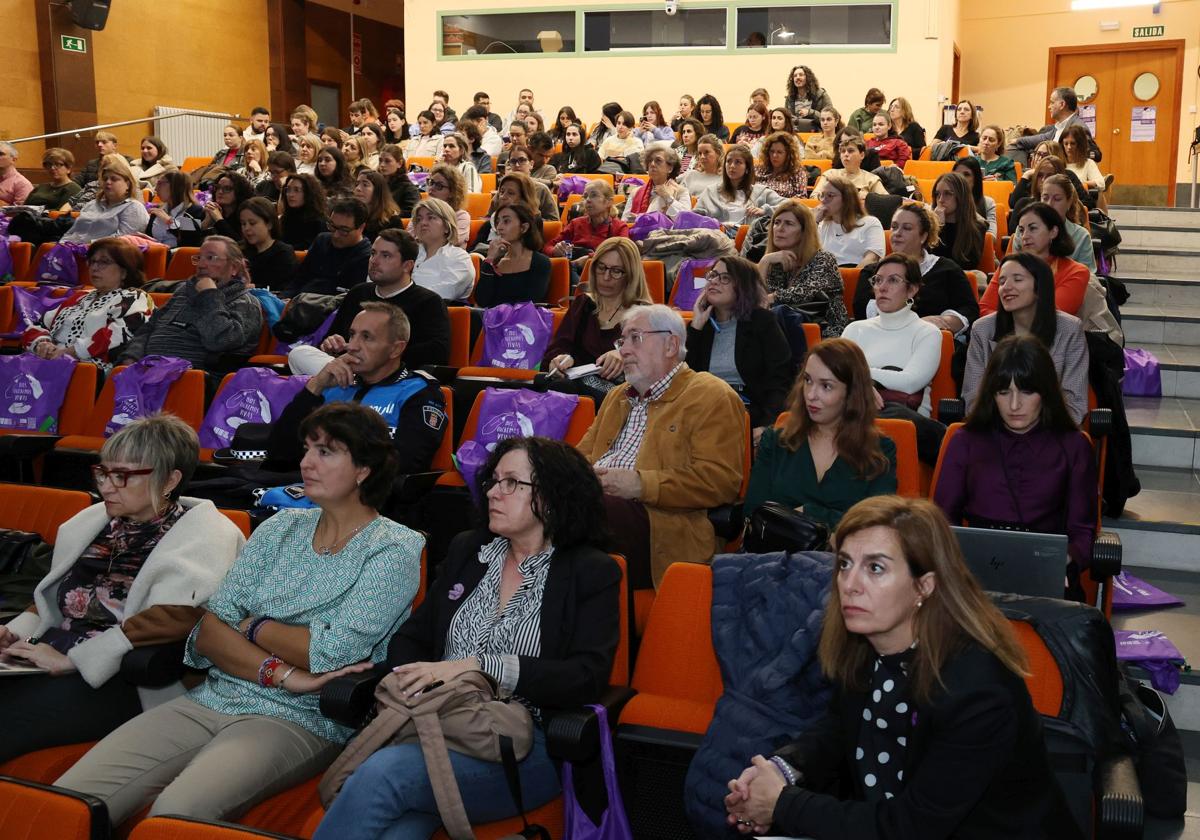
[
  {"xmin": 778, "ymin": 338, "xmax": 889, "ymax": 481},
  {"xmin": 765, "ymin": 199, "xmax": 821, "ymax": 267},
  {"xmin": 819, "ymin": 496, "xmax": 1030, "ymax": 705},
  {"xmin": 1040, "ymin": 173, "xmax": 1088, "ymax": 226}
]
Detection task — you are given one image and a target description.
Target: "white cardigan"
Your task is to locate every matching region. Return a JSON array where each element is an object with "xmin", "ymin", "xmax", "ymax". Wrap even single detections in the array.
[
  {"xmin": 5, "ymin": 497, "xmax": 244, "ymax": 705},
  {"xmin": 841, "ymin": 306, "xmax": 943, "ymax": 416}
]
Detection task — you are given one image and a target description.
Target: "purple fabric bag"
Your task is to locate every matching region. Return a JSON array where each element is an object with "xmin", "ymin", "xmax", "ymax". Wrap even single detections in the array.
[
  {"xmin": 0, "ymin": 237, "xmax": 13, "ymax": 282},
  {"xmin": 1113, "ymin": 572, "xmax": 1184, "ymax": 610},
  {"xmin": 34, "ymin": 241, "xmax": 87, "ymax": 286},
  {"xmin": 408, "ymin": 172, "xmax": 429, "ymax": 189},
  {"xmin": 1114, "ymin": 629, "xmax": 1185, "ymax": 694},
  {"xmin": 557, "ymin": 175, "xmax": 590, "ymax": 202},
  {"xmin": 1123, "ymin": 348, "xmax": 1162, "ymax": 398},
  {"xmin": 453, "ymin": 388, "xmax": 579, "ymax": 494},
  {"xmin": 274, "ymin": 310, "xmax": 337, "ymax": 355},
  {"xmin": 479, "ymin": 303, "xmax": 555, "ymax": 369},
  {"xmin": 2, "ymin": 286, "xmax": 66, "ymax": 340},
  {"xmin": 672, "ymin": 210, "xmax": 720, "ymax": 231},
  {"xmin": 562, "ymin": 703, "xmax": 634, "ymax": 840},
  {"xmin": 671, "ymin": 258, "xmax": 717, "ymax": 312},
  {"xmin": 104, "ymin": 355, "xmax": 192, "ymax": 437},
  {"xmin": 0, "ymin": 353, "xmax": 76, "ymax": 433},
  {"xmin": 198, "ymin": 368, "xmax": 309, "ymax": 450},
  {"xmin": 629, "ymin": 211, "xmax": 673, "ymax": 242}
]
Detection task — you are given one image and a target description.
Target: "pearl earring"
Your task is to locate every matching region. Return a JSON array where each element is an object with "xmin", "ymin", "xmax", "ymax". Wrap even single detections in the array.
[{"xmin": 915, "ymin": 598, "xmax": 923, "ymax": 609}]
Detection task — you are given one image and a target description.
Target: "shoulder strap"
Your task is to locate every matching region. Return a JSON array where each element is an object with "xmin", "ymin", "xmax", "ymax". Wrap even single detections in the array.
[{"xmin": 500, "ymin": 735, "xmax": 551, "ymax": 840}]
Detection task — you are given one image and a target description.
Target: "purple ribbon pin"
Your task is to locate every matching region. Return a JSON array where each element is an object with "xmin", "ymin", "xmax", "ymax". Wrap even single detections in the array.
[{"xmin": 448, "ymin": 583, "xmax": 465, "ymax": 601}]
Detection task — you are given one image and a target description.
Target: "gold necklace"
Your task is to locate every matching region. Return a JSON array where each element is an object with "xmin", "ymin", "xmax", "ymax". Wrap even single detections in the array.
[{"xmin": 315, "ymin": 515, "xmax": 375, "ymax": 556}]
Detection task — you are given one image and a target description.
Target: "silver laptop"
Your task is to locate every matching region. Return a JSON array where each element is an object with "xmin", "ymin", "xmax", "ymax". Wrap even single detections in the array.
[{"xmin": 951, "ymin": 526, "xmax": 1069, "ymax": 598}]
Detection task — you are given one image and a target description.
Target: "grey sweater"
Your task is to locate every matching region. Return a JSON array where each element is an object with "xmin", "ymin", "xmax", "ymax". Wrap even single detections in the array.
[{"xmin": 120, "ymin": 277, "xmax": 263, "ymax": 369}]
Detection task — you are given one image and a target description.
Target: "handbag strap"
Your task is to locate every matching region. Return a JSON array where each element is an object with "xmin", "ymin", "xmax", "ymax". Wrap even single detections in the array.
[
  {"xmin": 413, "ymin": 706, "xmax": 476, "ymax": 840},
  {"xmin": 500, "ymin": 735, "xmax": 550, "ymax": 840}
]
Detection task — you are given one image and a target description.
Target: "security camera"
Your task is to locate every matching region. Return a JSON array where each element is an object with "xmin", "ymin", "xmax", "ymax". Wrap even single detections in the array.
[{"xmin": 665, "ymin": 0, "xmax": 678, "ymax": 15}]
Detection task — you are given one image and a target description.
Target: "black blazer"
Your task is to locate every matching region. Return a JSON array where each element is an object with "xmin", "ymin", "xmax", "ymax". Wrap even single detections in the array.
[
  {"xmin": 854, "ymin": 257, "xmax": 979, "ymax": 327},
  {"xmin": 383, "ymin": 530, "xmax": 621, "ymax": 717},
  {"xmin": 772, "ymin": 643, "xmax": 1079, "ymax": 840},
  {"xmin": 684, "ymin": 308, "xmax": 792, "ymax": 429}
]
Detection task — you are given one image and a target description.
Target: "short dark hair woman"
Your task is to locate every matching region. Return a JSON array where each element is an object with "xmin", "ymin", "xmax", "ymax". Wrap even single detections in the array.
[
  {"xmin": 784, "ymin": 65, "xmax": 833, "ymax": 132},
  {"xmin": 963, "ymin": 253, "xmax": 1088, "ymax": 423},
  {"xmin": 744, "ymin": 338, "xmax": 896, "ymax": 530},
  {"xmin": 685, "ymin": 255, "xmax": 793, "ymax": 433},
  {"xmin": 726, "ymin": 494, "xmax": 1075, "ymax": 838},
  {"xmin": 279, "ymin": 173, "xmax": 331, "ymax": 250},
  {"xmin": 938, "ymin": 334, "xmax": 1097, "ymax": 590},
  {"xmin": 314, "ymin": 436, "xmax": 620, "ymax": 839},
  {"xmin": 56, "ymin": 403, "xmax": 423, "ymax": 825},
  {"xmin": 238, "ymin": 196, "xmax": 299, "ymax": 294},
  {"xmin": 26, "ymin": 147, "xmax": 82, "ymax": 210},
  {"xmin": 0, "ymin": 414, "xmax": 244, "ymax": 763}
]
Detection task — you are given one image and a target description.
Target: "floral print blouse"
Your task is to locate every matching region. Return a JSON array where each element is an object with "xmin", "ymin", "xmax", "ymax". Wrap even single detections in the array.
[
  {"xmin": 755, "ymin": 164, "xmax": 808, "ymax": 199},
  {"xmin": 24, "ymin": 287, "xmax": 154, "ymax": 373},
  {"xmin": 765, "ymin": 249, "xmax": 849, "ymax": 337}
]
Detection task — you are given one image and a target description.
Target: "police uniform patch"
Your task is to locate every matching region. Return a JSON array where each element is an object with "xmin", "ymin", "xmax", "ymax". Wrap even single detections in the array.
[{"xmin": 423, "ymin": 405, "xmax": 446, "ymax": 430}]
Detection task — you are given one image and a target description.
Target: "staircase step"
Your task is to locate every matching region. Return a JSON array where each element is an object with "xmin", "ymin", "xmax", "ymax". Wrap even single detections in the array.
[
  {"xmin": 1125, "ymin": 396, "xmax": 1200, "ymax": 469},
  {"xmin": 1123, "ymin": 304, "xmax": 1200, "ymax": 346},
  {"xmin": 1110, "ymin": 205, "xmax": 1200, "ymax": 228},
  {"xmin": 1116, "ymin": 246, "xmax": 1200, "ymax": 275},
  {"xmin": 1120, "ymin": 225, "xmax": 1200, "ymax": 249},
  {"xmin": 1115, "ymin": 272, "xmax": 1200, "ymax": 309},
  {"xmin": 1130, "ymin": 344, "xmax": 1200, "ymax": 398}
]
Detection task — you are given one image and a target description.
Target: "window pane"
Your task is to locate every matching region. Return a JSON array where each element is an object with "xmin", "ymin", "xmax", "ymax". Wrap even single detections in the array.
[
  {"xmin": 443, "ymin": 12, "xmax": 576, "ymax": 55},
  {"xmin": 584, "ymin": 9, "xmax": 727, "ymax": 51},
  {"xmin": 737, "ymin": 5, "xmax": 892, "ymax": 48}
]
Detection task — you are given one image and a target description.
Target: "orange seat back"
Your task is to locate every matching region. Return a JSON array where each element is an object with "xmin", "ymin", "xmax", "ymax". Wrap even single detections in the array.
[
  {"xmin": 218, "ymin": 509, "xmax": 252, "ymax": 539},
  {"xmin": 802, "ymin": 322, "xmax": 820, "ymax": 348},
  {"xmin": 610, "ymin": 554, "xmax": 630, "ymax": 686},
  {"xmin": 181, "ymin": 156, "xmax": 211, "ymax": 173},
  {"xmin": 132, "ymin": 815, "xmax": 292, "ymax": 837},
  {"xmin": 430, "ymin": 387, "xmax": 455, "ymax": 471},
  {"xmin": 874, "ymin": 418, "xmax": 920, "ymax": 498},
  {"xmin": 465, "ymin": 193, "xmax": 492, "ymax": 219},
  {"xmin": 838, "ymin": 267, "xmax": 860, "ymax": 315},
  {"xmin": 642, "ymin": 261, "xmax": 665, "ymax": 304},
  {"xmin": 542, "ymin": 220, "xmax": 561, "ymax": 243},
  {"xmin": 142, "ymin": 244, "xmax": 168, "ymax": 281},
  {"xmin": 78, "ymin": 367, "xmax": 207, "ymax": 438},
  {"xmin": 625, "ymin": 563, "xmax": 723, "ymax": 733},
  {"xmin": 467, "ymin": 218, "xmax": 486, "ymax": 249},
  {"xmin": 928, "ymin": 330, "xmax": 955, "ymax": 421},
  {"xmin": 0, "ymin": 286, "xmax": 12, "ymax": 335},
  {"xmin": 801, "ymin": 158, "xmax": 832, "ymax": 173},
  {"xmin": 903, "ymin": 159, "xmax": 954, "ymax": 179},
  {"xmin": 0, "ymin": 483, "xmax": 92, "ymax": 543},
  {"xmin": 978, "ymin": 233, "xmax": 997, "ymax": 275},
  {"xmin": 165, "ymin": 248, "xmax": 199, "ymax": 281},
  {"xmin": 479, "ymin": 173, "xmax": 496, "ymax": 193},
  {"xmin": 2, "ymin": 362, "xmax": 101, "ymax": 438},
  {"xmin": 547, "ymin": 257, "xmax": 570, "ymax": 306},
  {"xmin": 7, "ymin": 242, "xmax": 33, "ymax": 283},
  {"xmin": 0, "ymin": 776, "xmax": 106, "ymax": 840},
  {"xmin": 447, "ymin": 306, "xmax": 471, "ymax": 367},
  {"xmin": 1009, "ymin": 620, "xmax": 1064, "ymax": 717}
]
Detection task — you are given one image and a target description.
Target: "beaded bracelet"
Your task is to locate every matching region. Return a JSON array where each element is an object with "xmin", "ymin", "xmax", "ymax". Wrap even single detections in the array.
[
  {"xmin": 245, "ymin": 616, "xmax": 270, "ymax": 645},
  {"xmin": 258, "ymin": 655, "xmax": 284, "ymax": 687},
  {"xmin": 768, "ymin": 755, "xmax": 799, "ymax": 786}
]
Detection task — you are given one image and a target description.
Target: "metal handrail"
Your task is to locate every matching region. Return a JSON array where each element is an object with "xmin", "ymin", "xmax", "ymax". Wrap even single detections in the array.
[{"xmin": 7, "ymin": 110, "xmax": 244, "ymax": 145}]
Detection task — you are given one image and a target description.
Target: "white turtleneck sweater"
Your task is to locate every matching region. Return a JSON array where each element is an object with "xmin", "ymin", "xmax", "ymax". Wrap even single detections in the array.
[{"xmin": 841, "ymin": 305, "xmax": 943, "ymax": 416}]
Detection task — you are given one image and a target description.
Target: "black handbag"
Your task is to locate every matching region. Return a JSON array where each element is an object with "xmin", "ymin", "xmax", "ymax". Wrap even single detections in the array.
[
  {"xmin": 743, "ymin": 502, "xmax": 829, "ymax": 553},
  {"xmin": 1118, "ymin": 674, "xmax": 1187, "ymax": 818}
]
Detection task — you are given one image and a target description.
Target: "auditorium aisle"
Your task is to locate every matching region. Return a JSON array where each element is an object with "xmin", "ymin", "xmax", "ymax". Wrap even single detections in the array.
[{"xmin": 1106, "ymin": 205, "xmax": 1200, "ymax": 838}]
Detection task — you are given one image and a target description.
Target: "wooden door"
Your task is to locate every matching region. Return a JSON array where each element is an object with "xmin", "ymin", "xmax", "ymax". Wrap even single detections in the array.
[{"xmin": 1050, "ymin": 40, "xmax": 1183, "ymax": 206}]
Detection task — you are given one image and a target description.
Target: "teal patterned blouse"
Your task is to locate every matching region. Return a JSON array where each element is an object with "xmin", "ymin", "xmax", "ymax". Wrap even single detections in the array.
[{"xmin": 184, "ymin": 508, "xmax": 423, "ymax": 743}]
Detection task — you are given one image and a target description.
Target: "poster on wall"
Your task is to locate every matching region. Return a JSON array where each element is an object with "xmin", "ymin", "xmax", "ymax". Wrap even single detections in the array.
[
  {"xmin": 1079, "ymin": 104, "xmax": 1097, "ymax": 136},
  {"xmin": 1131, "ymin": 106, "xmax": 1156, "ymax": 142}
]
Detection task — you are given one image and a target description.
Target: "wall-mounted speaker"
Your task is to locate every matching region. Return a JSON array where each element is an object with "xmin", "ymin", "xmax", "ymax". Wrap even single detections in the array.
[{"xmin": 69, "ymin": 0, "xmax": 111, "ymax": 31}]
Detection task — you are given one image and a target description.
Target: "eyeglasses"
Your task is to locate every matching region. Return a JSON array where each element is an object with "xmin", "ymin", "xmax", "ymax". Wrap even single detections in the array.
[
  {"xmin": 91, "ymin": 465, "xmax": 154, "ymax": 488},
  {"xmin": 592, "ymin": 263, "xmax": 627, "ymax": 280},
  {"xmin": 191, "ymin": 253, "xmax": 229, "ymax": 265},
  {"xmin": 426, "ymin": 179, "xmax": 449, "ymax": 191},
  {"xmin": 482, "ymin": 476, "xmax": 536, "ymax": 496},
  {"xmin": 43, "ymin": 162, "xmax": 68, "ymax": 170},
  {"xmin": 704, "ymin": 271, "xmax": 733, "ymax": 286},
  {"xmin": 508, "ymin": 158, "xmax": 529, "ymax": 165},
  {"xmin": 87, "ymin": 257, "xmax": 116, "ymax": 269},
  {"xmin": 330, "ymin": 224, "xmax": 358, "ymax": 235},
  {"xmin": 868, "ymin": 275, "xmax": 907, "ymax": 289},
  {"xmin": 614, "ymin": 330, "xmax": 671, "ymax": 349}
]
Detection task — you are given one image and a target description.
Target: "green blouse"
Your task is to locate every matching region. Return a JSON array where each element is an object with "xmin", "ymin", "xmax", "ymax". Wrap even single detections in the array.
[
  {"xmin": 974, "ymin": 153, "xmax": 1018, "ymax": 184},
  {"xmin": 744, "ymin": 428, "xmax": 898, "ymax": 532}
]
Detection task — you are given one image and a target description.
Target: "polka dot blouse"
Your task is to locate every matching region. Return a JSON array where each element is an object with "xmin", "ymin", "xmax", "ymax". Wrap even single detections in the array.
[{"xmin": 855, "ymin": 646, "xmax": 916, "ymax": 802}]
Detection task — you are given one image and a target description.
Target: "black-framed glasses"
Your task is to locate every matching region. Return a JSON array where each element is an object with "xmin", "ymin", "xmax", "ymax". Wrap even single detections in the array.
[
  {"xmin": 704, "ymin": 271, "xmax": 733, "ymax": 286},
  {"xmin": 426, "ymin": 179, "xmax": 449, "ymax": 191},
  {"xmin": 614, "ymin": 330, "xmax": 671, "ymax": 349},
  {"xmin": 91, "ymin": 466, "xmax": 154, "ymax": 488},
  {"xmin": 329, "ymin": 224, "xmax": 358, "ymax": 235},
  {"xmin": 482, "ymin": 476, "xmax": 536, "ymax": 496},
  {"xmin": 592, "ymin": 263, "xmax": 627, "ymax": 280}
]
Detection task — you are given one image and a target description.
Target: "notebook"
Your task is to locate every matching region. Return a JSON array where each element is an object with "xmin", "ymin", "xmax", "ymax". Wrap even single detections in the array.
[{"xmin": 951, "ymin": 526, "xmax": 1068, "ymax": 598}]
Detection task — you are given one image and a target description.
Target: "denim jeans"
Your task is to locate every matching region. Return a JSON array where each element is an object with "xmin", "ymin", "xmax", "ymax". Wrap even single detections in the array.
[{"xmin": 313, "ymin": 728, "xmax": 560, "ymax": 840}]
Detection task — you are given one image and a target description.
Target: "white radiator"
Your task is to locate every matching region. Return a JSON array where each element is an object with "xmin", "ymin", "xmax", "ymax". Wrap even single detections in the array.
[{"xmin": 152, "ymin": 106, "xmax": 234, "ymax": 162}]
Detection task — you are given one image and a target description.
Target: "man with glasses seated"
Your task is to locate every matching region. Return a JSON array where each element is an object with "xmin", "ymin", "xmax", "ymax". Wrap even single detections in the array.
[
  {"xmin": 119, "ymin": 237, "xmax": 263, "ymax": 371},
  {"xmin": 576, "ymin": 304, "xmax": 747, "ymax": 590},
  {"xmin": 282, "ymin": 198, "xmax": 372, "ymax": 299}
]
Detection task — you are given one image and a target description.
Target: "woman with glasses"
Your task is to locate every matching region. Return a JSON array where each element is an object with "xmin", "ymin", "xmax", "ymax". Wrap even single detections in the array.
[
  {"xmin": 621, "ymin": 146, "xmax": 690, "ymax": 222},
  {"xmin": 544, "ymin": 238, "xmax": 650, "ymax": 396},
  {"xmin": 315, "ymin": 436, "xmax": 619, "ymax": 840},
  {"xmin": 22, "ymin": 237, "xmax": 155, "ymax": 372},
  {"xmin": 842, "ymin": 254, "xmax": 946, "ymax": 464},
  {"xmin": 744, "ymin": 338, "xmax": 896, "ymax": 532},
  {"xmin": 757, "ymin": 199, "xmax": 846, "ymax": 337},
  {"xmin": 419, "ymin": 163, "xmax": 471, "ymax": 246},
  {"xmin": 0, "ymin": 414, "xmax": 244, "ymax": 763},
  {"xmin": 57, "ymin": 403, "xmax": 422, "ymax": 826},
  {"xmin": 686, "ymin": 256, "xmax": 792, "ymax": 440},
  {"xmin": 279, "ymin": 173, "xmax": 330, "ymax": 251},
  {"xmin": 25, "ymin": 147, "xmax": 82, "ymax": 210},
  {"xmin": 199, "ymin": 171, "xmax": 254, "ymax": 241}
]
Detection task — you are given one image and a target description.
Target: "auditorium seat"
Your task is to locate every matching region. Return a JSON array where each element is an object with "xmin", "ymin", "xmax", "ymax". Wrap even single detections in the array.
[
  {"xmin": 130, "ymin": 815, "xmax": 294, "ymax": 839},
  {"xmin": 0, "ymin": 483, "xmax": 92, "ymax": 543},
  {"xmin": 837, "ymin": 266, "xmax": 860, "ymax": 314},
  {"xmin": 164, "ymin": 248, "xmax": 200, "ymax": 282},
  {"xmin": 0, "ymin": 776, "xmax": 109, "ymax": 840},
  {"xmin": 6, "ymin": 242, "xmax": 33, "ymax": 283},
  {"xmin": 903, "ymin": 159, "xmax": 955, "ymax": 179}
]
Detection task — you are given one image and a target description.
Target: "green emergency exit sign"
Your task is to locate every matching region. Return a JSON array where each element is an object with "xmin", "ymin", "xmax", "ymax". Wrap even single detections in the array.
[
  {"xmin": 60, "ymin": 35, "xmax": 87, "ymax": 53},
  {"xmin": 1132, "ymin": 26, "xmax": 1165, "ymax": 38}
]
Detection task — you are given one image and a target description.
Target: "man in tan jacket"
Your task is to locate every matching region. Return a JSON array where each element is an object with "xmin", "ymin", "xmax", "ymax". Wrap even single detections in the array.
[{"xmin": 577, "ymin": 304, "xmax": 747, "ymax": 589}]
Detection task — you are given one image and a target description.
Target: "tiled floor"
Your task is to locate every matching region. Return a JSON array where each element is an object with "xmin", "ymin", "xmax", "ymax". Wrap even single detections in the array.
[
  {"xmin": 1126, "ymin": 397, "xmax": 1200, "ymax": 434},
  {"xmin": 1139, "ymin": 346, "xmax": 1200, "ymax": 369}
]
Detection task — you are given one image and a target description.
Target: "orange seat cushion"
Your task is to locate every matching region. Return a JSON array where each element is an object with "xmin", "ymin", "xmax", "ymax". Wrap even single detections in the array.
[
  {"xmin": 0, "ymin": 742, "xmax": 95, "ymax": 783},
  {"xmin": 431, "ymin": 798, "xmax": 563, "ymax": 839},
  {"xmin": 237, "ymin": 775, "xmax": 324, "ymax": 837},
  {"xmin": 619, "ymin": 694, "xmax": 716, "ymax": 735}
]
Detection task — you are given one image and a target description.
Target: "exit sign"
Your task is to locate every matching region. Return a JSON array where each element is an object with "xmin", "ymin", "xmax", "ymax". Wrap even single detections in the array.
[
  {"xmin": 60, "ymin": 35, "xmax": 87, "ymax": 53},
  {"xmin": 1132, "ymin": 26, "xmax": 1165, "ymax": 38}
]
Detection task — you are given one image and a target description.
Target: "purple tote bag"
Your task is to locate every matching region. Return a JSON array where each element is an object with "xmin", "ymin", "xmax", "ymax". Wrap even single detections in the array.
[
  {"xmin": 454, "ymin": 388, "xmax": 579, "ymax": 494},
  {"xmin": 1123, "ymin": 348, "xmax": 1162, "ymax": 398},
  {"xmin": 0, "ymin": 353, "xmax": 76, "ymax": 433},
  {"xmin": 0, "ymin": 237, "xmax": 13, "ymax": 282},
  {"xmin": 1112, "ymin": 572, "xmax": 1184, "ymax": 611},
  {"xmin": 562, "ymin": 703, "xmax": 634, "ymax": 840},
  {"xmin": 671, "ymin": 258, "xmax": 717, "ymax": 312},
  {"xmin": 198, "ymin": 368, "xmax": 309, "ymax": 449},
  {"xmin": 480, "ymin": 303, "xmax": 555, "ymax": 370},
  {"xmin": 2, "ymin": 286, "xmax": 67, "ymax": 340},
  {"xmin": 104, "ymin": 355, "xmax": 192, "ymax": 437},
  {"xmin": 34, "ymin": 241, "xmax": 86, "ymax": 286},
  {"xmin": 1114, "ymin": 629, "xmax": 1185, "ymax": 694}
]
